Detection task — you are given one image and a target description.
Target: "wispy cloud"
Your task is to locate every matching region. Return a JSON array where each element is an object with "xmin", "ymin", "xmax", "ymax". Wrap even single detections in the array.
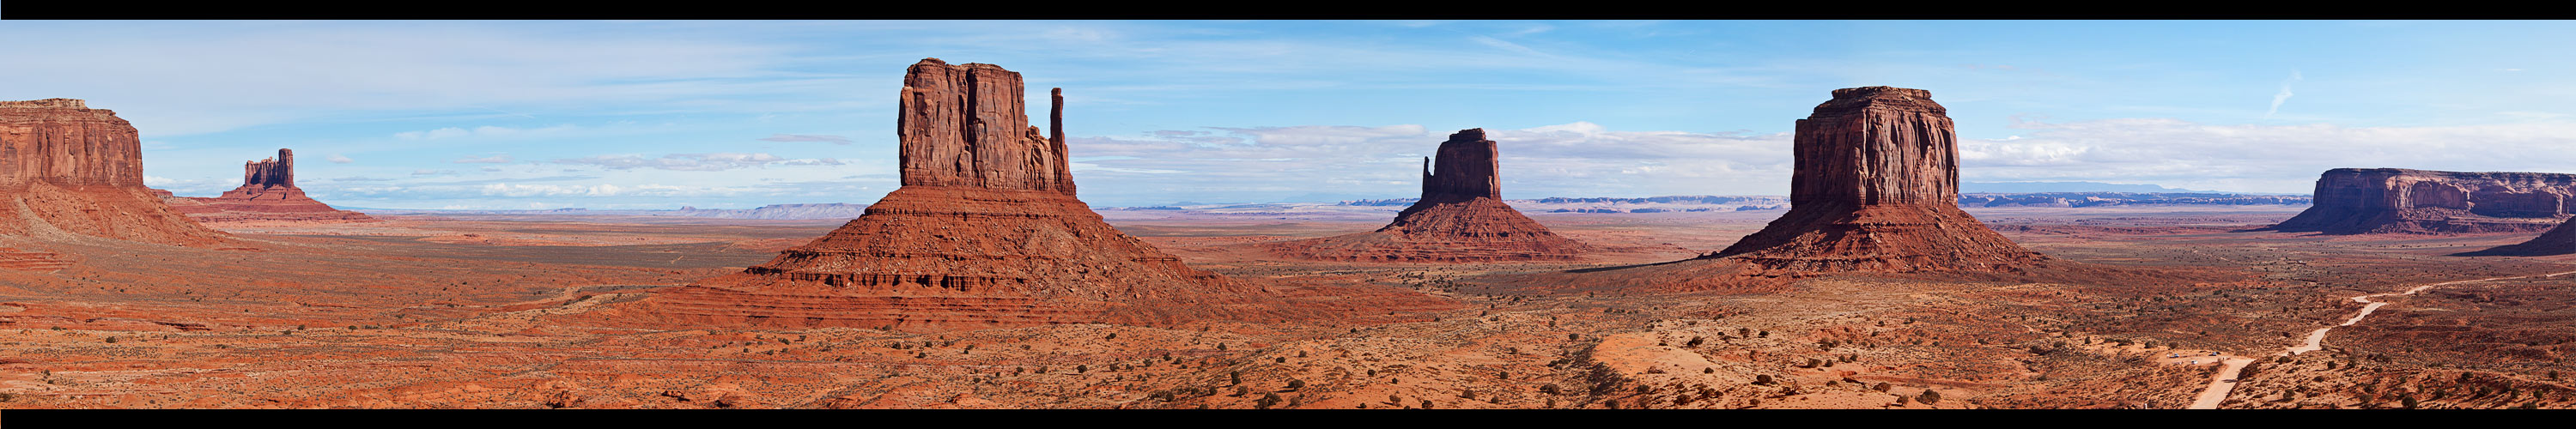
[
  {"xmin": 2265, "ymin": 69, "xmax": 2303, "ymax": 118},
  {"xmin": 551, "ymin": 153, "xmax": 844, "ymax": 171},
  {"xmin": 453, "ymin": 154, "xmax": 514, "ymax": 164},
  {"xmin": 396, "ymin": 124, "xmax": 581, "ymax": 140},
  {"xmin": 757, "ymin": 134, "xmax": 854, "ymax": 145},
  {"xmin": 326, "ymin": 154, "xmax": 355, "ymax": 164}
]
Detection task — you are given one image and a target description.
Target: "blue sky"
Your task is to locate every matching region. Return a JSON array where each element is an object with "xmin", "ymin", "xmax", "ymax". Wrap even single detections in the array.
[{"xmin": 4, "ymin": 20, "xmax": 2573, "ymax": 208}]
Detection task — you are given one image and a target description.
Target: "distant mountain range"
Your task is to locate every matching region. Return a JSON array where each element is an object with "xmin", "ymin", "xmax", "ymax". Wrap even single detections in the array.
[
  {"xmin": 349, "ymin": 186, "xmax": 2310, "ymax": 219},
  {"xmin": 1962, "ymin": 181, "xmax": 2204, "ymax": 193},
  {"xmin": 352, "ymin": 202, "xmax": 870, "ymax": 221}
]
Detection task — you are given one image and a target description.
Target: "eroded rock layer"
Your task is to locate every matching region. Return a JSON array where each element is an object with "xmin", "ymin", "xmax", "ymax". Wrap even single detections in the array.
[
  {"xmin": 1705, "ymin": 87, "xmax": 2047, "ymax": 272},
  {"xmin": 2265, "ymin": 168, "xmax": 2576, "ymax": 234},
  {"xmin": 0, "ymin": 99, "xmax": 228, "ymax": 246},
  {"xmin": 169, "ymin": 148, "xmax": 377, "ymax": 223},
  {"xmin": 1265, "ymin": 129, "xmax": 1589, "ymax": 263},
  {"xmin": 641, "ymin": 59, "xmax": 1271, "ymax": 331}
]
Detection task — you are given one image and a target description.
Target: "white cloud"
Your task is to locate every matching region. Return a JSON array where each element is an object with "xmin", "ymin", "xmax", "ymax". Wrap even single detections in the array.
[
  {"xmin": 2265, "ymin": 69, "xmax": 2303, "ymax": 118},
  {"xmin": 327, "ymin": 154, "xmax": 354, "ymax": 164},
  {"xmin": 550, "ymin": 152, "xmax": 844, "ymax": 171},
  {"xmin": 757, "ymin": 134, "xmax": 853, "ymax": 145},
  {"xmin": 475, "ymin": 183, "xmax": 754, "ymax": 197},
  {"xmin": 1962, "ymin": 118, "xmax": 2576, "ymax": 192},
  {"xmin": 453, "ymin": 154, "xmax": 514, "ymax": 164},
  {"xmin": 396, "ymin": 124, "xmax": 581, "ymax": 141}
]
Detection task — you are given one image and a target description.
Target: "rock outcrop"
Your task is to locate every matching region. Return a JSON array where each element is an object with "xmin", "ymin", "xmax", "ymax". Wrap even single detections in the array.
[
  {"xmin": 1263, "ymin": 129, "xmax": 1589, "ymax": 262},
  {"xmin": 0, "ymin": 99, "xmax": 228, "ymax": 246},
  {"xmin": 167, "ymin": 148, "xmax": 377, "ymax": 223},
  {"xmin": 639, "ymin": 58, "xmax": 1275, "ymax": 331},
  {"xmin": 1704, "ymin": 87, "xmax": 2047, "ymax": 272},
  {"xmin": 2464, "ymin": 219, "xmax": 2576, "ymax": 256},
  {"xmin": 2263, "ymin": 168, "xmax": 2576, "ymax": 234}
]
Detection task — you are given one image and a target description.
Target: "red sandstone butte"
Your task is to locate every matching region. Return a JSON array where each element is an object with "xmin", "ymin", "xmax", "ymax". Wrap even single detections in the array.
[
  {"xmin": 1706, "ymin": 87, "xmax": 2046, "ymax": 272},
  {"xmin": 1265, "ymin": 129, "xmax": 1589, "ymax": 263},
  {"xmin": 635, "ymin": 58, "xmax": 1274, "ymax": 331},
  {"xmin": 0, "ymin": 99, "xmax": 228, "ymax": 246},
  {"xmin": 2264, "ymin": 168, "xmax": 2576, "ymax": 235},
  {"xmin": 167, "ymin": 148, "xmax": 377, "ymax": 223}
]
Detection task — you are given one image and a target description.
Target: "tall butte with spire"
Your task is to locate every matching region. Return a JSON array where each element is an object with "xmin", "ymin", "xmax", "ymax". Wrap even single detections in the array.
[
  {"xmin": 1264, "ymin": 129, "xmax": 1589, "ymax": 262},
  {"xmin": 631, "ymin": 58, "xmax": 1278, "ymax": 331},
  {"xmin": 0, "ymin": 98, "xmax": 228, "ymax": 248},
  {"xmin": 163, "ymin": 148, "xmax": 376, "ymax": 223}
]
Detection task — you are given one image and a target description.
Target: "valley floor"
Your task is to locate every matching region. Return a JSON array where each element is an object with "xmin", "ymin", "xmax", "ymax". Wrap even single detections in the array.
[{"xmin": 3, "ymin": 206, "xmax": 2573, "ymax": 408}]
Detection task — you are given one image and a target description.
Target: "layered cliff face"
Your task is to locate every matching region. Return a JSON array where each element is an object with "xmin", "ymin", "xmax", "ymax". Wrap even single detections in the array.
[
  {"xmin": 640, "ymin": 59, "xmax": 1274, "ymax": 332},
  {"xmin": 1264, "ymin": 129, "xmax": 1590, "ymax": 263},
  {"xmin": 1705, "ymin": 87, "xmax": 2047, "ymax": 272},
  {"xmin": 167, "ymin": 148, "xmax": 377, "ymax": 223},
  {"xmin": 0, "ymin": 99, "xmax": 228, "ymax": 246},
  {"xmin": 2264, "ymin": 168, "xmax": 2576, "ymax": 234}
]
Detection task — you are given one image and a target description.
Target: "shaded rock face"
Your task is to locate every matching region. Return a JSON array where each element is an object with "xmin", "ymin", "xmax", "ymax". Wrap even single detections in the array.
[
  {"xmin": 1707, "ymin": 87, "xmax": 2045, "ymax": 272},
  {"xmin": 2265, "ymin": 168, "xmax": 2576, "ymax": 234},
  {"xmin": 1265, "ymin": 129, "xmax": 1589, "ymax": 263},
  {"xmin": 167, "ymin": 148, "xmax": 376, "ymax": 223},
  {"xmin": 0, "ymin": 99, "xmax": 228, "ymax": 246},
  {"xmin": 2465, "ymin": 219, "xmax": 2576, "ymax": 257},
  {"xmin": 645, "ymin": 58, "xmax": 1273, "ymax": 332}
]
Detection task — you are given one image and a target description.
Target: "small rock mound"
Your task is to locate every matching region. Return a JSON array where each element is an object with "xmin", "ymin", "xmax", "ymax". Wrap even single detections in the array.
[{"xmin": 2462, "ymin": 219, "xmax": 2576, "ymax": 256}]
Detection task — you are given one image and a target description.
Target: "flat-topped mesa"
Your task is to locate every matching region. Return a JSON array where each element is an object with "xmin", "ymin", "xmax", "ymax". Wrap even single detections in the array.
[
  {"xmin": 896, "ymin": 58, "xmax": 1076, "ymax": 194},
  {"xmin": 1262, "ymin": 128, "xmax": 1589, "ymax": 263},
  {"xmin": 2265, "ymin": 168, "xmax": 2576, "ymax": 234},
  {"xmin": 0, "ymin": 98, "xmax": 144, "ymax": 187},
  {"xmin": 1420, "ymin": 128, "xmax": 1501, "ymax": 202},
  {"xmin": 0, "ymin": 99, "xmax": 228, "ymax": 245},
  {"xmin": 1705, "ymin": 86, "xmax": 2044, "ymax": 271},
  {"xmin": 636, "ymin": 58, "xmax": 1279, "ymax": 332},
  {"xmin": 170, "ymin": 148, "xmax": 374, "ymax": 224}
]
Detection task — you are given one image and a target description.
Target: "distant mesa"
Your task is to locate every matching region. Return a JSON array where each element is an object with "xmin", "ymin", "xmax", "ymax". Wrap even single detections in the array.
[
  {"xmin": 0, "ymin": 98, "xmax": 229, "ymax": 247},
  {"xmin": 2263, "ymin": 168, "xmax": 2576, "ymax": 234},
  {"xmin": 635, "ymin": 58, "xmax": 1283, "ymax": 331},
  {"xmin": 164, "ymin": 148, "xmax": 378, "ymax": 224},
  {"xmin": 1262, "ymin": 129, "xmax": 1592, "ymax": 263},
  {"xmin": 669, "ymin": 203, "xmax": 869, "ymax": 221}
]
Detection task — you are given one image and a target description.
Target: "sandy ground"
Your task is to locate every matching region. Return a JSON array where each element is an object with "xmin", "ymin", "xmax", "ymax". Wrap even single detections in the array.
[{"xmin": 5, "ymin": 204, "xmax": 2576, "ymax": 408}]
